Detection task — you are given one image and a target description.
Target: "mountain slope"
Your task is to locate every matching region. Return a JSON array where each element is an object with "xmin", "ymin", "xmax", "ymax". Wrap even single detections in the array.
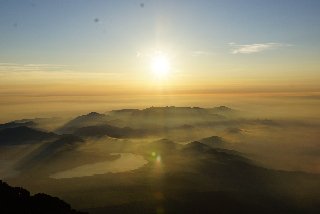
[
  {"xmin": 82, "ymin": 141, "xmax": 320, "ymax": 214},
  {"xmin": 0, "ymin": 121, "xmax": 36, "ymax": 131},
  {"xmin": 72, "ymin": 124, "xmax": 137, "ymax": 138},
  {"xmin": 0, "ymin": 126, "xmax": 58, "ymax": 145},
  {"xmin": 17, "ymin": 134, "xmax": 84, "ymax": 170},
  {"xmin": 57, "ymin": 112, "xmax": 109, "ymax": 134}
]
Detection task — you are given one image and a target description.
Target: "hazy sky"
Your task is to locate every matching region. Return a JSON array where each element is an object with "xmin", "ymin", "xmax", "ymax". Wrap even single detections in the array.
[{"xmin": 1, "ymin": 0, "xmax": 320, "ymax": 94}]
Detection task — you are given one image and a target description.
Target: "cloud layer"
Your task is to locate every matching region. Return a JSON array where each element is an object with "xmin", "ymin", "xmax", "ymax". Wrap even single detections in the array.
[
  {"xmin": 230, "ymin": 43, "xmax": 290, "ymax": 54},
  {"xmin": 0, "ymin": 63, "xmax": 69, "ymax": 72}
]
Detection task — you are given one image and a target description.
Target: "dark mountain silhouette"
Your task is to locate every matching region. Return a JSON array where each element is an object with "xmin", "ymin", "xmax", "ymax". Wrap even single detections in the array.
[
  {"xmin": 72, "ymin": 124, "xmax": 138, "ymax": 138},
  {"xmin": 211, "ymin": 105, "xmax": 233, "ymax": 112},
  {"xmin": 199, "ymin": 135, "xmax": 225, "ymax": 146},
  {"xmin": 183, "ymin": 141, "xmax": 214, "ymax": 153},
  {"xmin": 0, "ymin": 126, "xmax": 58, "ymax": 145},
  {"xmin": 110, "ymin": 109, "xmax": 140, "ymax": 114},
  {"xmin": 207, "ymin": 106, "xmax": 238, "ymax": 117},
  {"xmin": 56, "ymin": 106, "xmax": 235, "ymax": 134},
  {"xmin": 0, "ymin": 117, "xmax": 68, "ymax": 133},
  {"xmin": 57, "ymin": 112, "xmax": 110, "ymax": 134},
  {"xmin": 0, "ymin": 121, "xmax": 36, "ymax": 131},
  {"xmin": 0, "ymin": 180, "xmax": 86, "ymax": 214},
  {"xmin": 132, "ymin": 106, "xmax": 225, "ymax": 119},
  {"xmin": 106, "ymin": 106, "xmax": 230, "ymax": 129},
  {"xmin": 72, "ymin": 123, "xmax": 194, "ymax": 139},
  {"xmin": 17, "ymin": 134, "xmax": 84, "ymax": 170},
  {"xmin": 182, "ymin": 141, "xmax": 250, "ymax": 164}
]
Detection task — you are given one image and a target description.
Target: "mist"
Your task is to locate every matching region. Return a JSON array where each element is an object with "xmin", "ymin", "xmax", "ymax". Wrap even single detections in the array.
[{"xmin": 1, "ymin": 95, "xmax": 320, "ymax": 213}]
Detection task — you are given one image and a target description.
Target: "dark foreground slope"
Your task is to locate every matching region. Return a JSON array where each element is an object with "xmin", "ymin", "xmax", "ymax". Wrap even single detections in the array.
[
  {"xmin": 87, "ymin": 193, "xmax": 301, "ymax": 214},
  {"xmin": 0, "ymin": 180, "xmax": 86, "ymax": 214}
]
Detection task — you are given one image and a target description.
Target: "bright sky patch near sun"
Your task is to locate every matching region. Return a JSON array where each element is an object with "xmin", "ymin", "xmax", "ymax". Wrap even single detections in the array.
[
  {"xmin": 0, "ymin": 0, "xmax": 320, "ymax": 93},
  {"xmin": 151, "ymin": 52, "xmax": 171, "ymax": 79}
]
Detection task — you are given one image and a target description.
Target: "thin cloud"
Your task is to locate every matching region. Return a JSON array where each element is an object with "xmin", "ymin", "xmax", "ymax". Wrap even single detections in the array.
[
  {"xmin": 191, "ymin": 51, "xmax": 214, "ymax": 57},
  {"xmin": 0, "ymin": 63, "xmax": 69, "ymax": 72},
  {"xmin": 230, "ymin": 43, "xmax": 291, "ymax": 54}
]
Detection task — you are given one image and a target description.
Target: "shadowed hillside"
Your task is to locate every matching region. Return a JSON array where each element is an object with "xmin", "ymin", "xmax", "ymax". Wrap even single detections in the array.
[
  {"xmin": 17, "ymin": 134, "xmax": 85, "ymax": 171},
  {"xmin": 73, "ymin": 124, "xmax": 138, "ymax": 138},
  {"xmin": 0, "ymin": 180, "xmax": 86, "ymax": 214},
  {"xmin": 0, "ymin": 121, "xmax": 36, "ymax": 131},
  {"xmin": 81, "ymin": 141, "xmax": 320, "ymax": 214},
  {"xmin": 56, "ymin": 112, "xmax": 110, "ymax": 134},
  {"xmin": 0, "ymin": 126, "xmax": 58, "ymax": 145}
]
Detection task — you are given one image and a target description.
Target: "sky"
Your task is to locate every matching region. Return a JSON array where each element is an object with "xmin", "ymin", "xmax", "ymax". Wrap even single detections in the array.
[{"xmin": 1, "ymin": 0, "xmax": 320, "ymax": 107}]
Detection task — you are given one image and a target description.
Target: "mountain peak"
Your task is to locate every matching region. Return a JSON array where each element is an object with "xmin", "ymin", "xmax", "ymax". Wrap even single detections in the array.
[
  {"xmin": 0, "ymin": 121, "xmax": 36, "ymax": 131},
  {"xmin": 56, "ymin": 112, "xmax": 108, "ymax": 134},
  {"xmin": 213, "ymin": 106, "xmax": 233, "ymax": 111},
  {"xmin": 87, "ymin": 112, "xmax": 103, "ymax": 117},
  {"xmin": 200, "ymin": 136, "xmax": 225, "ymax": 145},
  {"xmin": 183, "ymin": 141, "xmax": 213, "ymax": 153}
]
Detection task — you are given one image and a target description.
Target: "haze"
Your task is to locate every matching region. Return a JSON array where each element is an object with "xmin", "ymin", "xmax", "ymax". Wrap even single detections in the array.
[{"xmin": 1, "ymin": 1, "xmax": 320, "ymax": 214}]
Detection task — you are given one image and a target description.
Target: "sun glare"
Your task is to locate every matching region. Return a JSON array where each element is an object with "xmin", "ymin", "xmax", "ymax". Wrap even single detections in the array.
[{"xmin": 151, "ymin": 54, "xmax": 171, "ymax": 78}]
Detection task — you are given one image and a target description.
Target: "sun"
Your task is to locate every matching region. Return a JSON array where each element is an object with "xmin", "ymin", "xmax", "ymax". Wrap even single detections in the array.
[{"xmin": 151, "ymin": 54, "xmax": 171, "ymax": 78}]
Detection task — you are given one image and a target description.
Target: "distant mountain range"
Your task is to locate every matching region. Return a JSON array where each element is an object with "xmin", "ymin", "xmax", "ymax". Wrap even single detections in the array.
[
  {"xmin": 1, "ymin": 106, "xmax": 320, "ymax": 214},
  {"xmin": 52, "ymin": 106, "xmax": 237, "ymax": 136},
  {"xmin": 0, "ymin": 121, "xmax": 36, "ymax": 131},
  {"xmin": 73, "ymin": 124, "xmax": 137, "ymax": 138}
]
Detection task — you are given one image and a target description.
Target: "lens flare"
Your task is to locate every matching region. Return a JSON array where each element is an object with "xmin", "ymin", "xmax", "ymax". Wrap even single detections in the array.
[{"xmin": 156, "ymin": 155, "xmax": 161, "ymax": 163}]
